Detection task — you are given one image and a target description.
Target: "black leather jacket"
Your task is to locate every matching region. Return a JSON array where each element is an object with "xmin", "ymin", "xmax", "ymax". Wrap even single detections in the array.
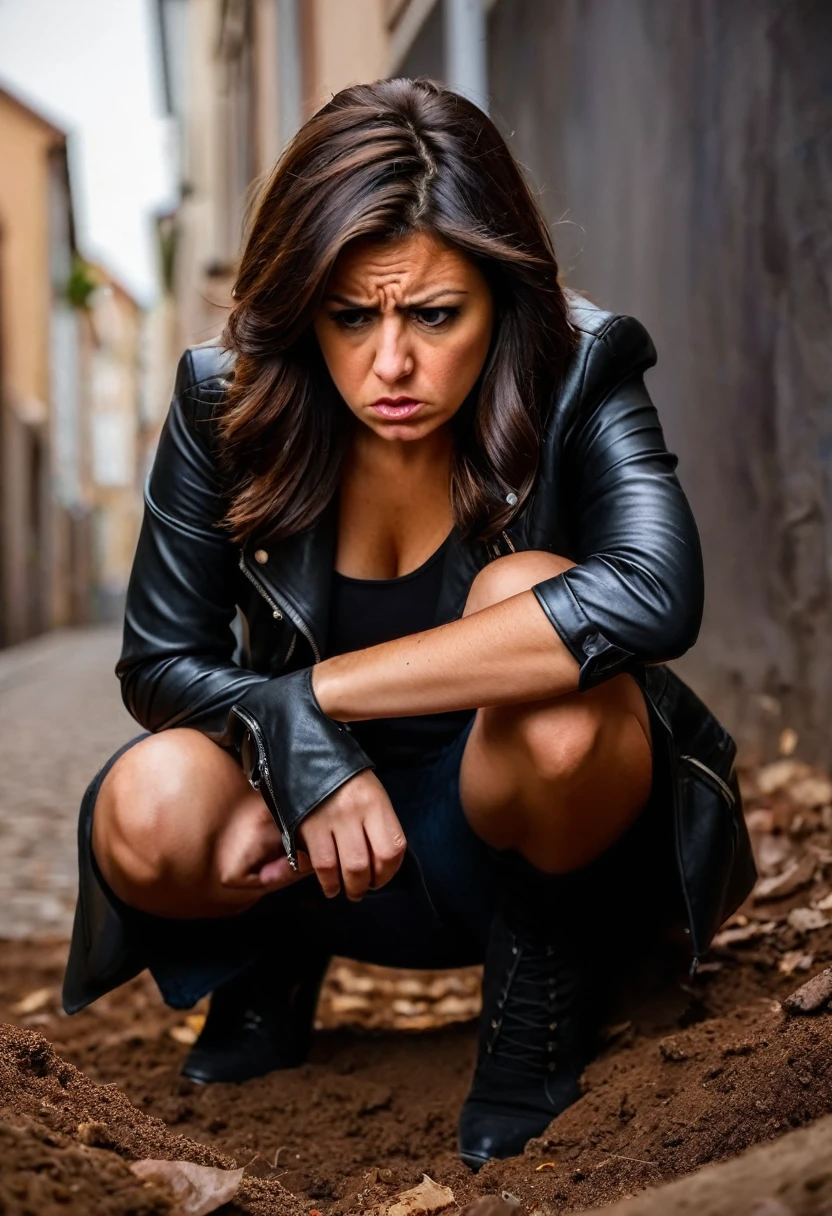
[{"xmin": 116, "ymin": 292, "xmax": 755, "ymax": 965}]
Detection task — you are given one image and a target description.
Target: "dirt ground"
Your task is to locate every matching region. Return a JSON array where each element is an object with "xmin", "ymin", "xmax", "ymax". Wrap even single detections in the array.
[{"xmin": 2, "ymin": 753, "xmax": 832, "ymax": 1216}]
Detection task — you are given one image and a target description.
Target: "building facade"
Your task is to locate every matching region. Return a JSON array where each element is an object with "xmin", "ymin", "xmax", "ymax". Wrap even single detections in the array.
[
  {"xmin": 0, "ymin": 84, "xmax": 155, "ymax": 646},
  {"xmin": 0, "ymin": 85, "xmax": 87, "ymax": 645}
]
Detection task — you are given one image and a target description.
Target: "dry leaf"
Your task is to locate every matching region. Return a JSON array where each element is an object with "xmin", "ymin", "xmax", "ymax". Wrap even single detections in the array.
[
  {"xmin": 778, "ymin": 728, "xmax": 798, "ymax": 757},
  {"xmin": 386, "ymin": 1174, "xmax": 455, "ymax": 1216},
  {"xmin": 12, "ymin": 987, "xmax": 53, "ymax": 1016},
  {"xmin": 753, "ymin": 856, "xmax": 816, "ymax": 902},
  {"xmin": 130, "ymin": 1159, "xmax": 244, "ymax": 1216},
  {"xmin": 746, "ymin": 809, "xmax": 775, "ymax": 834},
  {"xmin": 777, "ymin": 951, "xmax": 814, "ymax": 976},
  {"xmin": 814, "ymin": 892, "xmax": 832, "ymax": 911},
  {"xmin": 787, "ymin": 907, "xmax": 828, "ymax": 933},
  {"xmin": 781, "ymin": 967, "xmax": 832, "ymax": 1015},
  {"xmin": 790, "ymin": 775, "xmax": 832, "ymax": 809},
  {"xmin": 169, "ymin": 1024, "xmax": 199, "ymax": 1046},
  {"xmin": 755, "ymin": 835, "xmax": 794, "ymax": 877},
  {"xmin": 712, "ymin": 921, "xmax": 777, "ymax": 948},
  {"xmin": 756, "ymin": 759, "xmax": 812, "ymax": 796}
]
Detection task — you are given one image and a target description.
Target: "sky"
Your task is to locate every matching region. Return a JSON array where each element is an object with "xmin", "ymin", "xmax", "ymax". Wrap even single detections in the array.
[{"xmin": 0, "ymin": 0, "xmax": 177, "ymax": 305}]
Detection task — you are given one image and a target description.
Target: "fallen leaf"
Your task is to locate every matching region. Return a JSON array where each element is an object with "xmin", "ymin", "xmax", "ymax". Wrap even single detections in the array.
[
  {"xmin": 12, "ymin": 987, "xmax": 54, "ymax": 1016},
  {"xmin": 790, "ymin": 775, "xmax": 832, "ymax": 809},
  {"xmin": 778, "ymin": 728, "xmax": 798, "ymax": 757},
  {"xmin": 778, "ymin": 951, "xmax": 814, "ymax": 976},
  {"xmin": 755, "ymin": 835, "xmax": 794, "ymax": 877},
  {"xmin": 130, "ymin": 1159, "xmax": 244, "ymax": 1216},
  {"xmin": 815, "ymin": 892, "xmax": 832, "ymax": 911},
  {"xmin": 746, "ymin": 808, "xmax": 775, "ymax": 833},
  {"xmin": 169, "ymin": 1024, "xmax": 199, "ymax": 1046},
  {"xmin": 753, "ymin": 856, "xmax": 816, "ymax": 902},
  {"xmin": 756, "ymin": 759, "xmax": 812, "ymax": 796},
  {"xmin": 712, "ymin": 921, "xmax": 777, "ymax": 948},
  {"xmin": 386, "ymin": 1174, "xmax": 455, "ymax": 1216},
  {"xmin": 782, "ymin": 967, "xmax": 832, "ymax": 1015},
  {"xmin": 787, "ymin": 907, "xmax": 828, "ymax": 933}
]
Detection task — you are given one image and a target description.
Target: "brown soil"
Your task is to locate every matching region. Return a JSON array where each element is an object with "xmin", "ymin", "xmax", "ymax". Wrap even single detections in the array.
[{"xmin": 2, "ymin": 756, "xmax": 832, "ymax": 1215}]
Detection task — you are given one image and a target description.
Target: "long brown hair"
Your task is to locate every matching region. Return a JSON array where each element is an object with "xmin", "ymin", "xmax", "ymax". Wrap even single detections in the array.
[{"xmin": 220, "ymin": 77, "xmax": 574, "ymax": 544}]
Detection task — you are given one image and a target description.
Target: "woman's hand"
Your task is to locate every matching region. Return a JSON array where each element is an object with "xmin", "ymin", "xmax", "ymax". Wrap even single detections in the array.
[
  {"xmin": 296, "ymin": 770, "xmax": 407, "ymax": 901},
  {"xmin": 217, "ymin": 794, "xmax": 314, "ymax": 893}
]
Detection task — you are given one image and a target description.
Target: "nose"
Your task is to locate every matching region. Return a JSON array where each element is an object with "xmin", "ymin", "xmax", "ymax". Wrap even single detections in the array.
[{"xmin": 372, "ymin": 316, "xmax": 414, "ymax": 384}]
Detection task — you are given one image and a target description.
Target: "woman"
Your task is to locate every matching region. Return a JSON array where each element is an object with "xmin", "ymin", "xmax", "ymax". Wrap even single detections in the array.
[{"xmin": 62, "ymin": 78, "xmax": 755, "ymax": 1170}]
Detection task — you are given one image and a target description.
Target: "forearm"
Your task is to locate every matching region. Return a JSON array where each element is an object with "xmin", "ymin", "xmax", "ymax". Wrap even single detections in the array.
[{"xmin": 313, "ymin": 589, "xmax": 580, "ymax": 722}]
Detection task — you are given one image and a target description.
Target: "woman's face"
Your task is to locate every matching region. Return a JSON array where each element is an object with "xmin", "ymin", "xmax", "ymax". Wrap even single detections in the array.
[{"xmin": 313, "ymin": 231, "xmax": 495, "ymax": 443}]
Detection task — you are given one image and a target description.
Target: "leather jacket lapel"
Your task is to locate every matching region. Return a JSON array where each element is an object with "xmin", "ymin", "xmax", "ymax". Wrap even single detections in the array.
[{"xmin": 241, "ymin": 499, "xmax": 337, "ymax": 663}]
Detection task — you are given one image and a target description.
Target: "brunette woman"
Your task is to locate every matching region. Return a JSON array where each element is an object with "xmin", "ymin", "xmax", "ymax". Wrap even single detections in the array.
[{"xmin": 63, "ymin": 78, "xmax": 755, "ymax": 1169}]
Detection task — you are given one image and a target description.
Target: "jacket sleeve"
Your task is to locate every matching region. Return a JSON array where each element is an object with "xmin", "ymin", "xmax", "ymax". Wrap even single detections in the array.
[
  {"xmin": 116, "ymin": 350, "xmax": 266, "ymax": 741},
  {"xmin": 532, "ymin": 315, "xmax": 704, "ymax": 692}
]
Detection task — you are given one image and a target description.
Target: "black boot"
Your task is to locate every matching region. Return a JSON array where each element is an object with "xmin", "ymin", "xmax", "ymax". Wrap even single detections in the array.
[
  {"xmin": 458, "ymin": 855, "xmax": 602, "ymax": 1170},
  {"xmin": 181, "ymin": 949, "xmax": 330, "ymax": 1084}
]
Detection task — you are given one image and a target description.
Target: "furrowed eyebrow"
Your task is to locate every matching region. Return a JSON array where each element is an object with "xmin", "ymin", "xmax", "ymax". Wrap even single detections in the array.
[{"xmin": 323, "ymin": 289, "xmax": 469, "ymax": 308}]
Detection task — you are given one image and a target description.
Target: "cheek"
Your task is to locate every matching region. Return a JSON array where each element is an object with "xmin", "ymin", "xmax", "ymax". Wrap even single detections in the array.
[
  {"xmin": 428, "ymin": 328, "xmax": 492, "ymax": 404},
  {"xmin": 316, "ymin": 329, "xmax": 363, "ymax": 396}
]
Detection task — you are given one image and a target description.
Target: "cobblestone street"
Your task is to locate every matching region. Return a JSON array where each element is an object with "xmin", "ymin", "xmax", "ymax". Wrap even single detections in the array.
[{"xmin": 0, "ymin": 628, "xmax": 136, "ymax": 938}]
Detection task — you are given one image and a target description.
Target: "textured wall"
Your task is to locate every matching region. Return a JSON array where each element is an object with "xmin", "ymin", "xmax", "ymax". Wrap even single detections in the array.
[{"xmin": 488, "ymin": 0, "xmax": 832, "ymax": 762}]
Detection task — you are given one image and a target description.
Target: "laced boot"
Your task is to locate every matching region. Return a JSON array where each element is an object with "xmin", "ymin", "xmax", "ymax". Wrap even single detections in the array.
[
  {"xmin": 181, "ymin": 948, "xmax": 330, "ymax": 1084},
  {"xmin": 458, "ymin": 853, "xmax": 602, "ymax": 1169}
]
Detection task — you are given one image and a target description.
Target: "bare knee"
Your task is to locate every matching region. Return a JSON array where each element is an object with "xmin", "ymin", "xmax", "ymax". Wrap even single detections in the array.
[
  {"xmin": 92, "ymin": 730, "xmax": 226, "ymax": 908},
  {"xmin": 518, "ymin": 697, "xmax": 605, "ymax": 789},
  {"xmin": 464, "ymin": 550, "xmax": 576, "ymax": 616}
]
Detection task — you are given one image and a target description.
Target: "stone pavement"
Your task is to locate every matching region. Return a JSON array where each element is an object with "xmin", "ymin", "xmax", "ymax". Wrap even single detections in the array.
[{"xmin": 0, "ymin": 628, "xmax": 137, "ymax": 938}]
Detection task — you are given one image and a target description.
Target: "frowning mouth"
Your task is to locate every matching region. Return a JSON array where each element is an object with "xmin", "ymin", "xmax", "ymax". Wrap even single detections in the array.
[{"xmin": 370, "ymin": 397, "xmax": 424, "ymax": 419}]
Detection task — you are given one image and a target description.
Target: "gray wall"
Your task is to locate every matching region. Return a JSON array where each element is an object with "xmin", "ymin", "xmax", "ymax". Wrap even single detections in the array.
[{"xmin": 488, "ymin": 0, "xmax": 832, "ymax": 763}]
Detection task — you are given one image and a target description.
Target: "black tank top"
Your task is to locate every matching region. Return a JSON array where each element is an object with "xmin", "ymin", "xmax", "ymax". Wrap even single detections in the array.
[{"xmin": 327, "ymin": 534, "xmax": 475, "ymax": 767}]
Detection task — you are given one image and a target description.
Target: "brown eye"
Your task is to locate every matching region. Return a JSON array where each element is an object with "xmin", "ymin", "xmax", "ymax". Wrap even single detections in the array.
[
  {"xmin": 414, "ymin": 307, "xmax": 458, "ymax": 328},
  {"xmin": 332, "ymin": 309, "xmax": 371, "ymax": 329}
]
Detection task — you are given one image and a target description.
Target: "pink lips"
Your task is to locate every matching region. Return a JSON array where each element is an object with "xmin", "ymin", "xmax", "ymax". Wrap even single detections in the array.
[{"xmin": 370, "ymin": 397, "xmax": 423, "ymax": 419}]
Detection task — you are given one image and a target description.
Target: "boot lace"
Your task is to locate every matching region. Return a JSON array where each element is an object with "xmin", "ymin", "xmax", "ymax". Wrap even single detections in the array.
[{"xmin": 486, "ymin": 931, "xmax": 577, "ymax": 1078}]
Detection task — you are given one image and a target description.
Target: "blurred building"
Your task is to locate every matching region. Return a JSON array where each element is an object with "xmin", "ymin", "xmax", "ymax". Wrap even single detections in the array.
[
  {"xmin": 0, "ymin": 83, "xmax": 158, "ymax": 647},
  {"xmin": 83, "ymin": 267, "xmax": 148, "ymax": 624},
  {"xmin": 0, "ymin": 84, "xmax": 90, "ymax": 646}
]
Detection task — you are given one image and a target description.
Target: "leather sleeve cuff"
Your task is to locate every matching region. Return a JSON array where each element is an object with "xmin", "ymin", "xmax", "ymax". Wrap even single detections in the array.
[
  {"xmin": 228, "ymin": 668, "xmax": 374, "ymax": 868},
  {"xmin": 532, "ymin": 575, "xmax": 634, "ymax": 692}
]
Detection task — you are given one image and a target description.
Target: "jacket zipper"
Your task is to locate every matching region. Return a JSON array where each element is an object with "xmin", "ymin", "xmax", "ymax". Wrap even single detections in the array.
[
  {"xmin": 238, "ymin": 553, "xmax": 283, "ymax": 620},
  {"xmin": 679, "ymin": 754, "xmax": 736, "ymax": 807},
  {"xmin": 501, "ymin": 530, "xmax": 516, "ymax": 553},
  {"xmin": 238, "ymin": 551, "xmax": 322, "ymax": 664},
  {"xmin": 231, "ymin": 704, "xmax": 298, "ymax": 869}
]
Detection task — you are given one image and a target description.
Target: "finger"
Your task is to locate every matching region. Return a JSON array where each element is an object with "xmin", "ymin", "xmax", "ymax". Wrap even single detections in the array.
[
  {"xmin": 258, "ymin": 852, "xmax": 312, "ymax": 888},
  {"xmin": 364, "ymin": 807, "xmax": 407, "ymax": 891},
  {"xmin": 333, "ymin": 824, "xmax": 373, "ymax": 902},
  {"xmin": 301, "ymin": 827, "xmax": 341, "ymax": 899}
]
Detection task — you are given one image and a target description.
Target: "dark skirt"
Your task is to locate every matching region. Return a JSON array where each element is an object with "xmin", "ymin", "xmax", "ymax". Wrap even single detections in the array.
[{"xmin": 62, "ymin": 687, "xmax": 687, "ymax": 1015}]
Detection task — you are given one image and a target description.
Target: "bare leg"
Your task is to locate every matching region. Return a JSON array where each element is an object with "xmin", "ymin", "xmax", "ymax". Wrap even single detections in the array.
[
  {"xmin": 92, "ymin": 728, "xmax": 310, "ymax": 919},
  {"xmin": 459, "ymin": 551, "xmax": 653, "ymax": 874}
]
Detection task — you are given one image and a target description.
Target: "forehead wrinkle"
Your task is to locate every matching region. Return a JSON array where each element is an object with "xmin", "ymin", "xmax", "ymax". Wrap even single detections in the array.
[{"xmin": 331, "ymin": 262, "xmax": 468, "ymax": 310}]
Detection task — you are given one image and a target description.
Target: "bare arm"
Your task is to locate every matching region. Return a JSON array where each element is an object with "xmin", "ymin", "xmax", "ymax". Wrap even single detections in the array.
[{"xmin": 313, "ymin": 588, "xmax": 581, "ymax": 721}]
